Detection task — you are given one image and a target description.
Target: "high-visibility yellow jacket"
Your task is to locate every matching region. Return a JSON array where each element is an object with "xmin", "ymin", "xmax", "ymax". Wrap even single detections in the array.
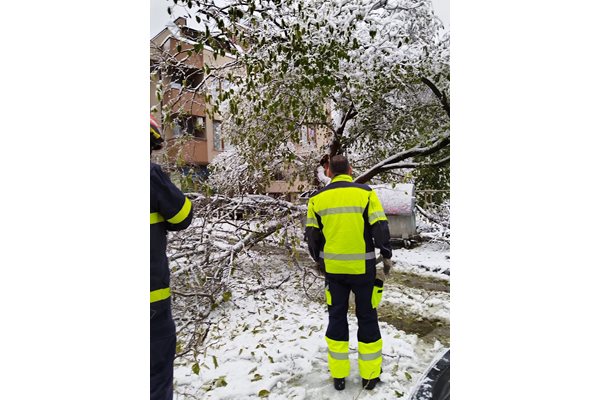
[{"xmin": 305, "ymin": 174, "xmax": 392, "ymax": 275}]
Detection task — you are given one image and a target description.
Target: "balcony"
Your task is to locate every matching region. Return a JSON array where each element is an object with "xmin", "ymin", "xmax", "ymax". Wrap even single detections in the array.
[
  {"xmin": 267, "ymin": 179, "xmax": 307, "ymax": 194},
  {"xmin": 166, "ymin": 37, "xmax": 204, "ymax": 67},
  {"xmin": 167, "ymin": 138, "xmax": 210, "ymax": 165},
  {"xmin": 163, "ymin": 88, "xmax": 206, "ymax": 116}
]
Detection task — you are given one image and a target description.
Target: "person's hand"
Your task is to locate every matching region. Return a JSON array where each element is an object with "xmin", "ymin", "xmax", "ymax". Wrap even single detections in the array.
[
  {"xmin": 316, "ymin": 262, "xmax": 326, "ymax": 275},
  {"xmin": 383, "ymin": 258, "xmax": 394, "ymax": 275}
]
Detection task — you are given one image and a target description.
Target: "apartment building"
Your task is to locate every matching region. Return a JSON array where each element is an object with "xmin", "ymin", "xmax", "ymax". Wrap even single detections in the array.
[
  {"xmin": 151, "ymin": 17, "xmax": 234, "ymax": 181},
  {"xmin": 150, "ymin": 17, "xmax": 329, "ymax": 198}
]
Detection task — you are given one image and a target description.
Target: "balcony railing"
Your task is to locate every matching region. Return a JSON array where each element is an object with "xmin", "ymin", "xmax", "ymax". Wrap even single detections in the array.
[
  {"xmin": 166, "ymin": 137, "xmax": 210, "ymax": 165},
  {"xmin": 163, "ymin": 88, "xmax": 206, "ymax": 116}
]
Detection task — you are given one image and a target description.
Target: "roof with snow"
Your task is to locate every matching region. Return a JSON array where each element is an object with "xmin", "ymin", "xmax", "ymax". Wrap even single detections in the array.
[{"xmin": 151, "ymin": 16, "xmax": 243, "ymax": 58}]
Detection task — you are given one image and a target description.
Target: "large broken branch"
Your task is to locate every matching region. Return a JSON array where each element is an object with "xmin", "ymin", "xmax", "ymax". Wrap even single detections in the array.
[
  {"xmin": 168, "ymin": 193, "xmax": 305, "ymax": 359},
  {"xmin": 354, "ymin": 132, "xmax": 450, "ymax": 183},
  {"xmin": 379, "ymin": 155, "xmax": 449, "ymax": 172},
  {"xmin": 421, "ymin": 77, "xmax": 450, "ymax": 117},
  {"xmin": 172, "ymin": 206, "xmax": 304, "ymax": 278},
  {"xmin": 330, "ymin": 104, "xmax": 358, "ymax": 156}
]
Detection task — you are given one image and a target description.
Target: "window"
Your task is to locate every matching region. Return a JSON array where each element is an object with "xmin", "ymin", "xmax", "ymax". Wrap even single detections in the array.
[
  {"xmin": 169, "ymin": 68, "xmax": 184, "ymax": 89},
  {"xmin": 213, "ymin": 121, "xmax": 223, "ymax": 151},
  {"xmin": 187, "ymin": 70, "xmax": 204, "ymax": 88},
  {"xmin": 173, "ymin": 115, "xmax": 206, "ymax": 139},
  {"xmin": 299, "ymin": 125, "xmax": 316, "ymax": 146},
  {"xmin": 190, "ymin": 116, "xmax": 206, "ymax": 139},
  {"xmin": 300, "ymin": 125, "xmax": 308, "ymax": 144},
  {"xmin": 181, "ymin": 27, "xmax": 200, "ymax": 41},
  {"xmin": 168, "ymin": 67, "xmax": 204, "ymax": 90},
  {"xmin": 308, "ymin": 126, "xmax": 316, "ymax": 145}
]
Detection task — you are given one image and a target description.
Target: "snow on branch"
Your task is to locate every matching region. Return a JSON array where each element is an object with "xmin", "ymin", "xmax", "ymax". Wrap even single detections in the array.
[
  {"xmin": 166, "ymin": 191, "xmax": 305, "ymax": 357},
  {"xmin": 379, "ymin": 155, "xmax": 449, "ymax": 171},
  {"xmin": 354, "ymin": 132, "xmax": 450, "ymax": 183},
  {"xmin": 416, "ymin": 200, "xmax": 450, "ymax": 243}
]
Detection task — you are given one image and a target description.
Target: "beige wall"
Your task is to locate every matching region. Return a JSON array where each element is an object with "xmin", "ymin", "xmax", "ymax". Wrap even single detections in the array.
[{"xmin": 150, "ymin": 26, "xmax": 235, "ymax": 166}]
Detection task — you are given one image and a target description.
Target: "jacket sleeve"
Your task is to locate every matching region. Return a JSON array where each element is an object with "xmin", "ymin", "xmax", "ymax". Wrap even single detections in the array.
[
  {"xmin": 367, "ymin": 191, "xmax": 393, "ymax": 259},
  {"xmin": 304, "ymin": 198, "xmax": 323, "ymax": 262},
  {"xmin": 152, "ymin": 165, "xmax": 194, "ymax": 231}
]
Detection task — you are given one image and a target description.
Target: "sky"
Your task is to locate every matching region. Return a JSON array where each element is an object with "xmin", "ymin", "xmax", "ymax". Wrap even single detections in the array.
[{"xmin": 150, "ymin": 0, "xmax": 450, "ymax": 38}]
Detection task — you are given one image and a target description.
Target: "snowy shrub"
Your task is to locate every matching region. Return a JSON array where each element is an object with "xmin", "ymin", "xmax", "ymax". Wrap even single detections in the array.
[{"xmin": 416, "ymin": 200, "xmax": 450, "ymax": 243}]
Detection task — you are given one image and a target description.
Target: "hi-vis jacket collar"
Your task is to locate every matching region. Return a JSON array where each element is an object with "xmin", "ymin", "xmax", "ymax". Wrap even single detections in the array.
[{"xmin": 331, "ymin": 174, "xmax": 353, "ymax": 183}]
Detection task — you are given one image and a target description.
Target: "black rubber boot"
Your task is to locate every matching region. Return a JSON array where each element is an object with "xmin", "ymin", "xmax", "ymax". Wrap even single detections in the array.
[
  {"xmin": 333, "ymin": 378, "xmax": 345, "ymax": 391},
  {"xmin": 362, "ymin": 377, "xmax": 381, "ymax": 390}
]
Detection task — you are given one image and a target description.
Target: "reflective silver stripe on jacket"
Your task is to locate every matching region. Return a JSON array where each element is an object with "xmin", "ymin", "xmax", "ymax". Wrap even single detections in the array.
[
  {"xmin": 306, "ymin": 217, "xmax": 319, "ymax": 226},
  {"xmin": 368, "ymin": 211, "xmax": 387, "ymax": 224},
  {"xmin": 319, "ymin": 251, "xmax": 376, "ymax": 260},
  {"xmin": 318, "ymin": 206, "xmax": 365, "ymax": 216}
]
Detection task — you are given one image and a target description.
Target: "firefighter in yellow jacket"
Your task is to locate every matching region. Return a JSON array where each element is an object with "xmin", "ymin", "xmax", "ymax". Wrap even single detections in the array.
[{"xmin": 305, "ymin": 155, "xmax": 393, "ymax": 391}]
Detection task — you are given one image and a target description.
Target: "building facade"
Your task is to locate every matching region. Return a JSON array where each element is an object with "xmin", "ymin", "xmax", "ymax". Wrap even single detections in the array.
[
  {"xmin": 150, "ymin": 17, "xmax": 329, "ymax": 197},
  {"xmin": 151, "ymin": 17, "xmax": 233, "ymax": 180}
]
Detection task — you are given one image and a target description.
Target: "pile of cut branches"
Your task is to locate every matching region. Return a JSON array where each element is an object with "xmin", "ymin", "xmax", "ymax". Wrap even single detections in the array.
[{"xmin": 167, "ymin": 193, "xmax": 305, "ymax": 357}]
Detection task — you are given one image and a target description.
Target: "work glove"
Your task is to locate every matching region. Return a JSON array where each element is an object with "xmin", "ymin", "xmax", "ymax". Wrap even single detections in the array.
[
  {"xmin": 383, "ymin": 258, "xmax": 394, "ymax": 275},
  {"xmin": 316, "ymin": 262, "xmax": 326, "ymax": 275}
]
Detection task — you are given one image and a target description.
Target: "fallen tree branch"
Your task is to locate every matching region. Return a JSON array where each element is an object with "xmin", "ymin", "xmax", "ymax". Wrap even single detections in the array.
[
  {"xmin": 421, "ymin": 76, "xmax": 450, "ymax": 117},
  {"xmin": 167, "ymin": 193, "xmax": 305, "ymax": 361},
  {"xmin": 355, "ymin": 132, "xmax": 450, "ymax": 183},
  {"xmin": 379, "ymin": 155, "xmax": 450, "ymax": 171},
  {"xmin": 172, "ymin": 290, "xmax": 215, "ymax": 300},
  {"xmin": 416, "ymin": 204, "xmax": 449, "ymax": 228},
  {"xmin": 248, "ymin": 274, "xmax": 292, "ymax": 294}
]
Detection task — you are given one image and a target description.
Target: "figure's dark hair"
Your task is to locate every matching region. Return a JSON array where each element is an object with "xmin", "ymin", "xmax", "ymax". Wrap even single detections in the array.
[{"xmin": 329, "ymin": 155, "xmax": 350, "ymax": 175}]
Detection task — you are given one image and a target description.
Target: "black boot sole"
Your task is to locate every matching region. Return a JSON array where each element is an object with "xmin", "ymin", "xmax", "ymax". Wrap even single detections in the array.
[
  {"xmin": 362, "ymin": 377, "xmax": 381, "ymax": 390},
  {"xmin": 333, "ymin": 378, "xmax": 345, "ymax": 390}
]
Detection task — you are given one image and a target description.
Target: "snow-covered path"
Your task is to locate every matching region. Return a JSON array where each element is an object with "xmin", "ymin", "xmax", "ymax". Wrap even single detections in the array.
[{"xmin": 173, "ymin": 242, "xmax": 449, "ymax": 399}]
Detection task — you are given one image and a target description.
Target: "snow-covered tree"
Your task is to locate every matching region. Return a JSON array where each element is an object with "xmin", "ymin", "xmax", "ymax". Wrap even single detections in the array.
[
  {"xmin": 172, "ymin": 0, "xmax": 449, "ymax": 191},
  {"xmin": 154, "ymin": 0, "xmax": 451, "ymax": 358}
]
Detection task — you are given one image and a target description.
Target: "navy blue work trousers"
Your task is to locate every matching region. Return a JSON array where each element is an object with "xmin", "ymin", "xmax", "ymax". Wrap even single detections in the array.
[
  {"xmin": 325, "ymin": 273, "xmax": 381, "ymax": 344},
  {"xmin": 151, "ymin": 301, "xmax": 176, "ymax": 400}
]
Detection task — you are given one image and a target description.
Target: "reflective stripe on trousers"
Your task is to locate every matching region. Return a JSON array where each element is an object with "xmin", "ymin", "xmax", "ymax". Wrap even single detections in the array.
[
  {"xmin": 325, "ymin": 336, "xmax": 350, "ymax": 378},
  {"xmin": 358, "ymin": 339, "xmax": 383, "ymax": 380}
]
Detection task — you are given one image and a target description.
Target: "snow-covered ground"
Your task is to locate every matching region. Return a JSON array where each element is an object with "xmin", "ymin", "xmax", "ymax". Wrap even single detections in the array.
[
  {"xmin": 385, "ymin": 242, "xmax": 450, "ymax": 324},
  {"xmin": 392, "ymin": 242, "xmax": 450, "ymax": 277},
  {"xmin": 173, "ymin": 241, "xmax": 449, "ymax": 399}
]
